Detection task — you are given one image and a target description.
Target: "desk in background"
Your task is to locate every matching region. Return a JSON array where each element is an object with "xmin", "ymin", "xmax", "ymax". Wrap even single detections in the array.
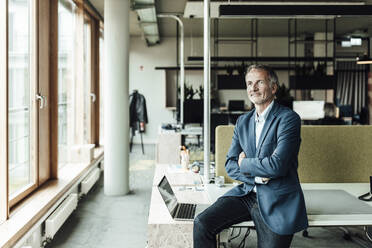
[
  {"xmin": 156, "ymin": 126, "xmax": 203, "ymax": 164},
  {"xmin": 152, "ymin": 164, "xmax": 202, "ymax": 187}
]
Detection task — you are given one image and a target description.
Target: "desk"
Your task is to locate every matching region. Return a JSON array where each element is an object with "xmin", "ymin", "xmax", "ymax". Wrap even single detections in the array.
[
  {"xmin": 205, "ymin": 183, "xmax": 372, "ymax": 227},
  {"xmin": 156, "ymin": 128, "xmax": 203, "ymax": 164},
  {"xmin": 147, "ymin": 165, "xmax": 372, "ymax": 247},
  {"xmin": 148, "ymin": 164, "xmax": 207, "ymax": 248},
  {"xmin": 156, "ymin": 132, "xmax": 181, "ymax": 164}
]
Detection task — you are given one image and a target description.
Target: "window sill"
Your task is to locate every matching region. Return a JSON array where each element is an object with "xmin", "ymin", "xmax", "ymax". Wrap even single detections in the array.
[{"xmin": 0, "ymin": 146, "xmax": 104, "ymax": 248}]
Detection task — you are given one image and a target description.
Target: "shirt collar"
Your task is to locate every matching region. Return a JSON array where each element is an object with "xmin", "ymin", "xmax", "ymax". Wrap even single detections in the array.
[{"xmin": 255, "ymin": 100, "xmax": 274, "ymax": 123}]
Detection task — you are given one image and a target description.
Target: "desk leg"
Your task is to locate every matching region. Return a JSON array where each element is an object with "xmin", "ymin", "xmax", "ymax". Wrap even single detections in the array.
[{"xmin": 140, "ymin": 132, "xmax": 145, "ymax": 154}]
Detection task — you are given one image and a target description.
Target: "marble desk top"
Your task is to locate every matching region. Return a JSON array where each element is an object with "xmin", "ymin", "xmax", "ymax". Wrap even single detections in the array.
[
  {"xmin": 205, "ymin": 183, "xmax": 372, "ymax": 227},
  {"xmin": 149, "ymin": 182, "xmax": 372, "ymax": 226},
  {"xmin": 153, "ymin": 163, "xmax": 203, "ymax": 186}
]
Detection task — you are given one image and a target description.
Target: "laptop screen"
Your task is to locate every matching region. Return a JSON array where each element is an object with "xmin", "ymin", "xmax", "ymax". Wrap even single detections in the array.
[
  {"xmin": 158, "ymin": 176, "xmax": 178, "ymax": 214},
  {"xmin": 228, "ymin": 100, "xmax": 245, "ymax": 111}
]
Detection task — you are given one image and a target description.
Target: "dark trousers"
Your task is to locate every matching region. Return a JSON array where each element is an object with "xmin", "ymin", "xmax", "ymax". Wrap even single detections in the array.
[{"xmin": 193, "ymin": 192, "xmax": 293, "ymax": 248}]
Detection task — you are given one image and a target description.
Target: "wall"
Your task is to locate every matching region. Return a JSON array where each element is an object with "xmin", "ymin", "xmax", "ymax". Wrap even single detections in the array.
[
  {"xmin": 129, "ymin": 37, "xmax": 176, "ymax": 144},
  {"xmin": 129, "ymin": 36, "xmax": 303, "ymax": 144}
]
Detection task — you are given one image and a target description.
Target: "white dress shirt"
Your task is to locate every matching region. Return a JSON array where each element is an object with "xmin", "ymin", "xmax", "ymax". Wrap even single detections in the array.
[{"xmin": 252, "ymin": 100, "xmax": 274, "ymax": 192}]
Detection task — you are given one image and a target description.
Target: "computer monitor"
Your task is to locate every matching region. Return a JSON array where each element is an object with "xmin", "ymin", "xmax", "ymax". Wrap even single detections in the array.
[
  {"xmin": 293, "ymin": 101, "xmax": 325, "ymax": 120},
  {"xmin": 228, "ymin": 100, "xmax": 245, "ymax": 111},
  {"xmin": 183, "ymin": 99, "xmax": 203, "ymax": 124}
]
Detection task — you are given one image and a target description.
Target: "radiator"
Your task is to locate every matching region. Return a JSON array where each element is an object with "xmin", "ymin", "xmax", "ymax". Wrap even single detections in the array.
[
  {"xmin": 81, "ymin": 167, "xmax": 100, "ymax": 195},
  {"xmin": 99, "ymin": 161, "xmax": 104, "ymax": 171},
  {"xmin": 45, "ymin": 193, "xmax": 78, "ymax": 239}
]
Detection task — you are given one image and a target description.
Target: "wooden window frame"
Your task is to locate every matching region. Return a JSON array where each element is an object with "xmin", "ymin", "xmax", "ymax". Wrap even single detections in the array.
[
  {"xmin": 83, "ymin": 2, "xmax": 102, "ymax": 146},
  {"xmin": 82, "ymin": 10, "xmax": 101, "ymax": 146},
  {"xmin": 89, "ymin": 16, "xmax": 100, "ymax": 145},
  {"xmin": 95, "ymin": 28, "xmax": 105, "ymax": 146},
  {"xmin": 38, "ymin": 0, "xmax": 52, "ymax": 185},
  {"xmin": 50, "ymin": 0, "xmax": 59, "ymax": 178}
]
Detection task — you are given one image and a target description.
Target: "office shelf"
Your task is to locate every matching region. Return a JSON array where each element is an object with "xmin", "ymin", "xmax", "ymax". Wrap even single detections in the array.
[
  {"xmin": 218, "ymin": 75, "xmax": 245, "ymax": 90},
  {"xmin": 187, "ymin": 56, "xmax": 334, "ymax": 62},
  {"xmin": 289, "ymin": 75, "xmax": 335, "ymax": 90}
]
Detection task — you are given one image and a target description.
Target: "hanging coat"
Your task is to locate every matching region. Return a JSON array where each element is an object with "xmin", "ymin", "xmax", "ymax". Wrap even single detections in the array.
[{"xmin": 129, "ymin": 91, "xmax": 148, "ymax": 134}]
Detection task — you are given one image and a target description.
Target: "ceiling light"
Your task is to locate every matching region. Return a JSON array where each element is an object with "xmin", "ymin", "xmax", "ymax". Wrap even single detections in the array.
[
  {"xmin": 350, "ymin": 37, "xmax": 362, "ymax": 46},
  {"xmin": 341, "ymin": 41, "xmax": 352, "ymax": 47},
  {"xmin": 356, "ymin": 56, "xmax": 372, "ymax": 64},
  {"xmin": 137, "ymin": 8, "xmax": 156, "ymax": 22},
  {"xmin": 219, "ymin": 4, "xmax": 372, "ymax": 18},
  {"xmin": 184, "ymin": 1, "xmax": 365, "ymax": 18},
  {"xmin": 132, "ymin": 0, "xmax": 159, "ymax": 46}
]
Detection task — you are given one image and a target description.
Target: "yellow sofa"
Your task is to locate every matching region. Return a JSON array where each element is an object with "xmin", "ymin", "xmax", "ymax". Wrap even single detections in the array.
[{"xmin": 215, "ymin": 125, "xmax": 372, "ymax": 183}]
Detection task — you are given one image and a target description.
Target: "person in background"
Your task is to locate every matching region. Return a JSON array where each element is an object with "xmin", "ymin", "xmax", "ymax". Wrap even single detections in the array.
[
  {"xmin": 193, "ymin": 64, "xmax": 308, "ymax": 248},
  {"xmin": 315, "ymin": 102, "xmax": 344, "ymax": 125}
]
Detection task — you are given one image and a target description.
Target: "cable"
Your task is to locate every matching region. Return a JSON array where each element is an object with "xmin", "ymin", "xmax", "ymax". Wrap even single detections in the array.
[
  {"xmin": 238, "ymin": 228, "xmax": 251, "ymax": 248},
  {"xmin": 229, "ymin": 227, "xmax": 242, "ymax": 242},
  {"xmin": 365, "ymin": 226, "xmax": 372, "ymax": 242}
]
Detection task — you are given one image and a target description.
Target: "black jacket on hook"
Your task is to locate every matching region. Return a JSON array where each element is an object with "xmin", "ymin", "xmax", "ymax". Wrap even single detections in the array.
[{"xmin": 129, "ymin": 91, "xmax": 148, "ymax": 134}]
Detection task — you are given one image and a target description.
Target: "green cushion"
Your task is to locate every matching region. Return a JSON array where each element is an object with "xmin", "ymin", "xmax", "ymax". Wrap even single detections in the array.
[
  {"xmin": 215, "ymin": 125, "xmax": 372, "ymax": 183},
  {"xmin": 215, "ymin": 125, "xmax": 237, "ymax": 183},
  {"xmin": 299, "ymin": 126, "xmax": 372, "ymax": 183}
]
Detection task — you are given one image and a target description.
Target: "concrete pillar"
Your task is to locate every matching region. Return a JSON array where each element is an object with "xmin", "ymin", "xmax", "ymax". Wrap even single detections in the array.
[{"xmin": 104, "ymin": 0, "xmax": 129, "ymax": 195}]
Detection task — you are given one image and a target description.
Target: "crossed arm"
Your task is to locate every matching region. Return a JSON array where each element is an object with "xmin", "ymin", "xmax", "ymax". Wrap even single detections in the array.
[
  {"xmin": 225, "ymin": 112, "xmax": 301, "ymax": 182},
  {"xmin": 238, "ymin": 152, "xmax": 270, "ymax": 183}
]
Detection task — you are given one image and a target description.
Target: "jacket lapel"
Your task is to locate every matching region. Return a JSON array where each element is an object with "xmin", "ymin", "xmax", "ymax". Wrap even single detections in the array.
[
  {"xmin": 248, "ymin": 114, "xmax": 256, "ymax": 156},
  {"xmin": 255, "ymin": 101, "xmax": 279, "ymax": 157}
]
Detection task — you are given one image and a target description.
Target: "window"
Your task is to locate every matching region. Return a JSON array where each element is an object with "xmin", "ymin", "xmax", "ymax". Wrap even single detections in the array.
[
  {"xmin": 8, "ymin": 0, "xmax": 36, "ymax": 199},
  {"xmin": 0, "ymin": 0, "xmax": 103, "ymax": 219},
  {"xmin": 83, "ymin": 19, "xmax": 92, "ymax": 144},
  {"xmin": 99, "ymin": 31, "xmax": 104, "ymax": 146},
  {"xmin": 58, "ymin": 0, "xmax": 76, "ymax": 167},
  {"xmin": 0, "ymin": 0, "xmax": 8, "ymax": 222},
  {"xmin": 58, "ymin": 1, "xmax": 98, "ymax": 167}
]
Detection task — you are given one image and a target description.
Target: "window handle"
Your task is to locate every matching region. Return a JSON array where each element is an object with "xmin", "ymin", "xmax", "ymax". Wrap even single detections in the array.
[
  {"xmin": 36, "ymin": 93, "xmax": 47, "ymax": 109},
  {"xmin": 90, "ymin": 93, "xmax": 96, "ymax": 103}
]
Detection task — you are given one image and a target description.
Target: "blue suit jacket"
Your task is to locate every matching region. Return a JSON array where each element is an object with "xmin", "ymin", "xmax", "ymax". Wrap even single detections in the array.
[{"xmin": 223, "ymin": 101, "xmax": 308, "ymax": 235}]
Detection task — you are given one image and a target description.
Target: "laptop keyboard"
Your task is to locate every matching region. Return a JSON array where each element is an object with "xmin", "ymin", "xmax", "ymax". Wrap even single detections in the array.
[{"xmin": 176, "ymin": 203, "xmax": 197, "ymax": 219}]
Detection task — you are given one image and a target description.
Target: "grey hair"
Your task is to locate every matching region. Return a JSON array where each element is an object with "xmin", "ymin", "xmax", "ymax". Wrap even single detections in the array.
[{"xmin": 245, "ymin": 64, "xmax": 279, "ymax": 87}]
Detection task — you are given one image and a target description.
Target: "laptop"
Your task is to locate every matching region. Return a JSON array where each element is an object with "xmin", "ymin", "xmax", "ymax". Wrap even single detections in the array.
[
  {"xmin": 228, "ymin": 100, "xmax": 245, "ymax": 111},
  {"xmin": 157, "ymin": 175, "xmax": 209, "ymax": 221}
]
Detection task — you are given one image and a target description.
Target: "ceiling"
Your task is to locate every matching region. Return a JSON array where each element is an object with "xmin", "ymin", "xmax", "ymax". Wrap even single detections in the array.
[{"xmin": 89, "ymin": 0, "xmax": 372, "ymax": 38}]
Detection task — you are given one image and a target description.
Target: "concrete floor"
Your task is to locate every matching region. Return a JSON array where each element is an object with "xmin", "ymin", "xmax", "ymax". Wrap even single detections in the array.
[{"xmin": 48, "ymin": 144, "xmax": 371, "ymax": 248}]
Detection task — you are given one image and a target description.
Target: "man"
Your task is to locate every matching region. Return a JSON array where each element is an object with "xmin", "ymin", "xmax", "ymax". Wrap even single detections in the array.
[{"xmin": 193, "ymin": 65, "xmax": 308, "ymax": 248}]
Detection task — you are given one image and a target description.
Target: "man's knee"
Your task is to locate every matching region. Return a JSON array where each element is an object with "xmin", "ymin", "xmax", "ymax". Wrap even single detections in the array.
[
  {"xmin": 193, "ymin": 214, "xmax": 204, "ymax": 232},
  {"xmin": 194, "ymin": 213, "xmax": 211, "ymax": 234}
]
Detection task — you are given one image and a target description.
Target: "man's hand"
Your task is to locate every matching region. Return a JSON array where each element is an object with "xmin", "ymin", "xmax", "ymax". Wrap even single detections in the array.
[
  {"xmin": 238, "ymin": 152, "xmax": 246, "ymax": 167},
  {"xmin": 262, "ymin": 177, "xmax": 270, "ymax": 183}
]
